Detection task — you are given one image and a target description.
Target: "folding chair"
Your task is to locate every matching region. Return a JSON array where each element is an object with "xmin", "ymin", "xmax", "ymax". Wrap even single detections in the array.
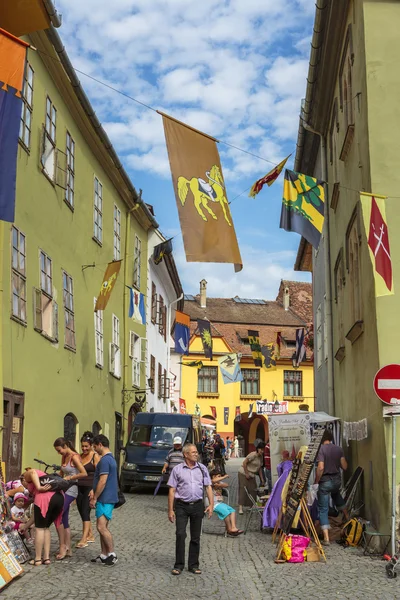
[{"xmin": 243, "ymin": 486, "xmax": 264, "ymax": 534}]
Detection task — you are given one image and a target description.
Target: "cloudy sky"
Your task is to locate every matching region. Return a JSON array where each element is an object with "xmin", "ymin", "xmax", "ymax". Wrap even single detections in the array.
[{"xmin": 55, "ymin": 0, "xmax": 314, "ymax": 299}]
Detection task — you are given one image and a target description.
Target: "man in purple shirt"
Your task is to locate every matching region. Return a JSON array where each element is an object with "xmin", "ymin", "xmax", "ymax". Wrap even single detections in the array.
[{"xmin": 168, "ymin": 444, "xmax": 213, "ymax": 576}]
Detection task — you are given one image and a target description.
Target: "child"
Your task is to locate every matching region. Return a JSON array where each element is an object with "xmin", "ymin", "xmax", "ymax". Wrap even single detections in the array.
[
  {"xmin": 11, "ymin": 493, "xmax": 33, "ymax": 543},
  {"xmin": 210, "ymin": 471, "xmax": 243, "ymax": 537}
]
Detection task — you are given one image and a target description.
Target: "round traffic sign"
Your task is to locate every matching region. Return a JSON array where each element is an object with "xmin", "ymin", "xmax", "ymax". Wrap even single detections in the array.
[{"xmin": 373, "ymin": 364, "xmax": 400, "ymax": 405}]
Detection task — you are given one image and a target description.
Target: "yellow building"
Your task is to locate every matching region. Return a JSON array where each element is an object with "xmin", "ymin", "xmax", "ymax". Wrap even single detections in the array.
[{"xmin": 180, "ymin": 280, "xmax": 314, "ymax": 453}]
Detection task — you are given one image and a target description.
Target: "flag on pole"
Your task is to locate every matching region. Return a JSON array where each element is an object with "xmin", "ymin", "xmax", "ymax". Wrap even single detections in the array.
[
  {"xmin": 249, "ymin": 155, "xmax": 290, "ymax": 198},
  {"xmin": 197, "ymin": 319, "xmax": 213, "ymax": 360},
  {"xmin": 95, "ymin": 261, "xmax": 122, "ymax": 311},
  {"xmin": 153, "ymin": 238, "xmax": 173, "ymax": 265},
  {"xmin": 275, "ymin": 332, "xmax": 282, "ymax": 360},
  {"xmin": 210, "ymin": 406, "xmax": 217, "ymax": 419},
  {"xmin": 0, "ymin": 29, "xmax": 29, "ymax": 222},
  {"xmin": 293, "ymin": 328, "xmax": 307, "ymax": 367},
  {"xmin": 261, "ymin": 343, "xmax": 277, "ymax": 370},
  {"xmin": 360, "ymin": 193, "xmax": 394, "ymax": 296},
  {"xmin": 161, "ymin": 112, "xmax": 242, "ymax": 271},
  {"xmin": 175, "ymin": 310, "xmax": 190, "ymax": 355},
  {"xmin": 179, "ymin": 398, "xmax": 187, "ymax": 414},
  {"xmin": 280, "ymin": 169, "xmax": 325, "ymax": 248},
  {"xmin": 183, "ymin": 360, "xmax": 203, "ymax": 369},
  {"xmin": 235, "ymin": 406, "xmax": 241, "ymax": 422},
  {"xmin": 248, "ymin": 330, "xmax": 263, "ymax": 367},
  {"xmin": 128, "ymin": 288, "xmax": 146, "ymax": 324},
  {"xmin": 218, "ymin": 354, "xmax": 243, "ymax": 384}
]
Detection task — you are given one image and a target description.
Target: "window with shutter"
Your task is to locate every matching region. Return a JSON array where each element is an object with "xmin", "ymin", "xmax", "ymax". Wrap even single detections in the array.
[
  {"xmin": 94, "ymin": 297, "xmax": 104, "ymax": 368},
  {"xmin": 158, "ymin": 363, "xmax": 162, "ymax": 399},
  {"xmin": 150, "ymin": 355, "xmax": 155, "ymax": 393},
  {"xmin": 151, "ymin": 282, "xmax": 157, "ymax": 323},
  {"xmin": 11, "ymin": 226, "xmax": 26, "ymax": 323},
  {"xmin": 110, "ymin": 314, "xmax": 121, "ymax": 378},
  {"xmin": 63, "ymin": 271, "xmax": 75, "ymax": 351}
]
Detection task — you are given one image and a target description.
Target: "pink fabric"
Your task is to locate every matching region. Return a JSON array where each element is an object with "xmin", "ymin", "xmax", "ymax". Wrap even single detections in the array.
[
  {"xmin": 27, "ymin": 470, "xmax": 64, "ymax": 528},
  {"xmin": 287, "ymin": 535, "xmax": 310, "ymax": 563}
]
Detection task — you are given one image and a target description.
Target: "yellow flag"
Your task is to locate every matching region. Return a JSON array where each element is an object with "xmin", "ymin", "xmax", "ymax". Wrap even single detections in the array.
[
  {"xmin": 94, "ymin": 260, "xmax": 122, "ymax": 311},
  {"xmin": 249, "ymin": 155, "xmax": 290, "ymax": 198}
]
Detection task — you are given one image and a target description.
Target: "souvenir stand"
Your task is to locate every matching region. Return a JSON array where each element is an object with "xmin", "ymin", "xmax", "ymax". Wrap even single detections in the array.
[
  {"xmin": 0, "ymin": 461, "xmax": 25, "ymax": 591},
  {"xmin": 275, "ymin": 425, "xmax": 327, "ymax": 563}
]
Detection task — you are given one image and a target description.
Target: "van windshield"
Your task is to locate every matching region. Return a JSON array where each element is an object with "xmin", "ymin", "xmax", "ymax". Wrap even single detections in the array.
[{"xmin": 129, "ymin": 425, "xmax": 189, "ymax": 448}]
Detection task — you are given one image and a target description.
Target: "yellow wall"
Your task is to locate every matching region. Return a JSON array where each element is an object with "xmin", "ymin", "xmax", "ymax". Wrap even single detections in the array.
[{"xmin": 181, "ymin": 335, "xmax": 314, "ymax": 437}]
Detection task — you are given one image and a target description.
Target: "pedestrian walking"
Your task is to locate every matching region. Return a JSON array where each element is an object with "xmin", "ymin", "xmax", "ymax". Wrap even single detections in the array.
[
  {"xmin": 263, "ymin": 441, "xmax": 272, "ymax": 491},
  {"xmin": 226, "ymin": 436, "xmax": 232, "ymax": 460},
  {"xmin": 162, "ymin": 436, "xmax": 185, "ymax": 474},
  {"xmin": 89, "ymin": 434, "xmax": 119, "ymax": 566},
  {"xmin": 53, "ymin": 437, "xmax": 87, "ymax": 560},
  {"xmin": 168, "ymin": 444, "xmax": 213, "ymax": 576},
  {"xmin": 213, "ymin": 434, "xmax": 225, "ymax": 474},
  {"xmin": 232, "ymin": 436, "xmax": 239, "ymax": 458},
  {"xmin": 315, "ymin": 429, "xmax": 349, "ymax": 546},
  {"xmin": 76, "ymin": 431, "xmax": 100, "ymax": 548}
]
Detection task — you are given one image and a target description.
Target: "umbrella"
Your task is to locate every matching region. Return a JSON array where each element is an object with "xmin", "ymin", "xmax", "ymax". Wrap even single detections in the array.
[{"xmin": 153, "ymin": 475, "xmax": 164, "ymax": 498}]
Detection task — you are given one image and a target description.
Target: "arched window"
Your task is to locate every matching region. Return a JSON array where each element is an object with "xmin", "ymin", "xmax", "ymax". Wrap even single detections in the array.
[
  {"xmin": 64, "ymin": 413, "xmax": 77, "ymax": 447},
  {"xmin": 92, "ymin": 421, "xmax": 102, "ymax": 436}
]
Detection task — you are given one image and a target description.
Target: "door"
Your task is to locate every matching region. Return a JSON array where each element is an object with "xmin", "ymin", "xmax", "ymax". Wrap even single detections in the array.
[
  {"xmin": 2, "ymin": 390, "xmax": 24, "ymax": 482},
  {"xmin": 114, "ymin": 412, "xmax": 123, "ymax": 465}
]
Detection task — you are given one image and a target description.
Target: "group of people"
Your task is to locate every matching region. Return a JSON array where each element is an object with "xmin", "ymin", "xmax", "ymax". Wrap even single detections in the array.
[{"xmin": 5, "ymin": 433, "xmax": 120, "ymax": 567}]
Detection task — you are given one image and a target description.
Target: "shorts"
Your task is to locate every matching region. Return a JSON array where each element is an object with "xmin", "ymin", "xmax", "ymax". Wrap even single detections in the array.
[
  {"xmin": 95, "ymin": 502, "xmax": 115, "ymax": 521},
  {"xmin": 34, "ymin": 492, "xmax": 64, "ymax": 528},
  {"xmin": 214, "ymin": 503, "xmax": 235, "ymax": 520}
]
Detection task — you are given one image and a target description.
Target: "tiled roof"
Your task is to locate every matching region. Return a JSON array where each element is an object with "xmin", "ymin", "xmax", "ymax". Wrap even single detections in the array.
[
  {"xmin": 183, "ymin": 296, "xmax": 305, "ymax": 327},
  {"xmin": 276, "ymin": 280, "xmax": 313, "ymax": 324}
]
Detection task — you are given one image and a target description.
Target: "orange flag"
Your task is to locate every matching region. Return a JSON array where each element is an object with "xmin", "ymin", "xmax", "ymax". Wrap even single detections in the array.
[
  {"xmin": 249, "ymin": 155, "xmax": 290, "ymax": 198},
  {"xmin": 94, "ymin": 261, "xmax": 122, "ymax": 312},
  {"xmin": 161, "ymin": 112, "xmax": 242, "ymax": 272},
  {"xmin": 0, "ymin": 28, "xmax": 29, "ymax": 97}
]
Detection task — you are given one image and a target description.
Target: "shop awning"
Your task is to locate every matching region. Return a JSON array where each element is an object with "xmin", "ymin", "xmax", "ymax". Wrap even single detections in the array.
[{"xmin": 201, "ymin": 417, "xmax": 216, "ymax": 429}]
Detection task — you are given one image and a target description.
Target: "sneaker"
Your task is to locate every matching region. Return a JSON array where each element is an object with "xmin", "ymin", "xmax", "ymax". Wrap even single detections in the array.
[
  {"xmin": 91, "ymin": 555, "xmax": 106, "ymax": 564},
  {"xmin": 104, "ymin": 554, "xmax": 118, "ymax": 567}
]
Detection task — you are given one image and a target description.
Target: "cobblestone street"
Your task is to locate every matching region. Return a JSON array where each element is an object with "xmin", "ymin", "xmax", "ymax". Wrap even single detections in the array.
[{"xmin": 3, "ymin": 459, "xmax": 399, "ymax": 600}]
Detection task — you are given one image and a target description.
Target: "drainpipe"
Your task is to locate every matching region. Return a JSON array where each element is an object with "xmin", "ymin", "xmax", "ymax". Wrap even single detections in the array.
[
  {"xmin": 121, "ymin": 210, "xmax": 132, "ymax": 441},
  {"xmin": 43, "ymin": 0, "xmax": 62, "ymax": 28},
  {"xmin": 302, "ymin": 119, "xmax": 335, "ymax": 417},
  {"xmin": 166, "ymin": 293, "xmax": 184, "ymax": 412}
]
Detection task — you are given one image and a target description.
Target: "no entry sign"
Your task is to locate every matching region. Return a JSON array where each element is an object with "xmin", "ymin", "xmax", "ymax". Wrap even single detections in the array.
[{"xmin": 374, "ymin": 364, "xmax": 400, "ymax": 405}]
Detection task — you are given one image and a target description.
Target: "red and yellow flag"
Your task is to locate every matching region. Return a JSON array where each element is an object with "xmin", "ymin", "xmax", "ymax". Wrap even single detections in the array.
[
  {"xmin": 360, "ymin": 193, "xmax": 393, "ymax": 296},
  {"xmin": 94, "ymin": 260, "xmax": 122, "ymax": 311},
  {"xmin": 249, "ymin": 155, "xmax": 290, "ymax": 198}
]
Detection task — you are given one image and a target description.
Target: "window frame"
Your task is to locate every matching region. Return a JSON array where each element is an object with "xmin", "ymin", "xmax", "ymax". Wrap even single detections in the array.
[
  {"xmin": 11, "ymin": 226, "xmax": 27, "ymax": 324},
  {"xmin": 151, "ymin": 282, "xmax": 157, "ymax": 323},
  {"xmin": 240, "ymin": 368, "xmax": 260, "ymax": 396},
  {"xmin": 113, "ymin": 204, "xmax": 121, "ymax": 260},
  {"xmin": 19, "ymin": 63, "xmax": 34, "ymax": 151},
  {"xmin": 133, "ymin": 235, "xmax": 142, "ymax": 289},
  {"xmin": 197, "ymin": 366, "xmax": 218, "ymax": 394},
  {"xmin": 346, "ymin": 209, "xmax": 362, "ymax": 325},
  {"xmin": 93, "ymin": 176, "xmax": 103, "ymax": 245},
  {"xmin": 39, "ymin": 250, "xmax": 52, "ymax": 298},
  {"xmin": 130, "ymin": 331, "xmax": 141, "ymax": 388},
  {"xmin": 150, "ymin": 355, "xmax": 156, "ymax": 393},
  {"xmin": 62, "ymin": 270, "xmax": 76, "ymax": 351},
  {"xmin": 339, "ymin": 25, "xmax": 355, "ymax": 128},
  {"xmin": 65, "ymin": 131, "xmax": 75, "ymax": 209},
  {"xmin": 283, "ymin": 370, "xmax": 303, "ymax": 397},
  {"xmin": 45, "ymin": 96, "xmax": 57, "ymax": 145},
  {"xmin": 158, "ymin": 363, "xmax": 163, "ymax": 399},
  {"xmin": 94, "ymin": 298, "xmax": 104, "ymax": 368}
]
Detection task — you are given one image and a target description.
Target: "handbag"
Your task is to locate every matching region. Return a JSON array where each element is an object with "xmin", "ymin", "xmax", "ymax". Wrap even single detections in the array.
[{"xmin": 38, "ymin": 474, "xmax": 73, "ymax": 492}]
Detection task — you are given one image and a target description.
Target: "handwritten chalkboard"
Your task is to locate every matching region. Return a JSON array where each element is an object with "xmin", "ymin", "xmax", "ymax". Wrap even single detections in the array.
[{"xmin": 282, "ymin": 424, "xmax": 325, "ymax": 533}]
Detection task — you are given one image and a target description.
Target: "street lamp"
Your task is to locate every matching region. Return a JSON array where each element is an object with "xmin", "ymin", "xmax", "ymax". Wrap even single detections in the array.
[{"xmin": 274, "ymin": 399, "xmax": 280, "ymax": 412}]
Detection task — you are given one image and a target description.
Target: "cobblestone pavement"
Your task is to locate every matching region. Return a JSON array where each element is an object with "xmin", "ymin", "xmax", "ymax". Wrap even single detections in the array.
[{"xmin": 3, "ymin": 458, "xmax": 399, "ymax": 599}]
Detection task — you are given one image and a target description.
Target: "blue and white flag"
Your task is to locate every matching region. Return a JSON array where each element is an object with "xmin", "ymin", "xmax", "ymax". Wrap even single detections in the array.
[
  {"xmin": 129, "ymin": 288, "xmax": 146, "ymax": 325},
  {"xmin": 218, "ymin": 354, "xmax": 243, "ymax": 385},
  {"xmin": 175, "ymin": 310, "xmax": 190, "ymax": 355}
]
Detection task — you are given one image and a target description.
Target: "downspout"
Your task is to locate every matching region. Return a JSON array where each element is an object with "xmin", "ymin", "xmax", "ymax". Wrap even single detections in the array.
[
  {"xmin": 42, "ymin": 0, "xmax": 62, "ymax": 28},
  {"xmin": 166, "ymin": 293, "xmax": 183, "ymax": 413},
  {"xmin": 122, "ymin": 210, "xmax": 132, "ymax": 441},
  {"xmin": 302, "ymin": 119, "xmax": 335, "ymax": 417}
]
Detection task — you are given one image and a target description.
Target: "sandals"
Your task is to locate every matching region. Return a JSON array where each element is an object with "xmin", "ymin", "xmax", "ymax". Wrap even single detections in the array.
[
  {"xmin": 56, "ymin": 548, "xmax": 72, "ymax": 560},
  {"xmin": 29, "ymin": 559, "xmax": 43, "ymax": 567},
  {"xmin": 42, "ymin": 559, "xmax": 51, "ymax": 565},
  {"xmin": 171, "ymin": 568, "xmax": 181, "ymax": 575},
  {"xmin": 189, "ymin": 568, "xmax": 202, "ymax": 574},
  {"xmin": 76, "ymin": 542, "xmax": 89, "ymax": 548}
]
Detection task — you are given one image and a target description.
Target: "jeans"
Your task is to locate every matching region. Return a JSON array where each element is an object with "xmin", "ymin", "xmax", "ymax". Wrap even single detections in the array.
[
  {"xmin": 174, "ymin": 500, "xmax": 204, "ymax": 571},
  {"xmin": 317, "ymin": 475, "xmax": 346, "ymax": 530},
  {"xmin": 263, "ymin": 468, "xmax": 272, "ymax": 492}
]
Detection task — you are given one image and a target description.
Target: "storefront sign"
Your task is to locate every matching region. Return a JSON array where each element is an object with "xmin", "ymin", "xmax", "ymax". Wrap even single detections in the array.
[
  {"xmin": 269, "ymin": 413, "xmax": 311, "ymax": 485},
  {"xmin": 256, "ymin": 400, "xmax": 289, "ymax": 415}
]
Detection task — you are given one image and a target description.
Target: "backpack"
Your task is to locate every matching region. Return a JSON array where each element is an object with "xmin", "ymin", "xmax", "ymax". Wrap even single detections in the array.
[
  {"xmin": 39, "ymin": 474, "xmax": 73, "ymax": 492},
  {"xmin": 340, "ymin": 518, "xmax": 364, "ymax": 547}
]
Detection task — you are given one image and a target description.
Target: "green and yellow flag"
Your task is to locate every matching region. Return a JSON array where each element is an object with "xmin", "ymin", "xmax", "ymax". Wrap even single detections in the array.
[
  {"xmin": 280, "ymin": 169, "xmax": 325, "ymax": 249},
  {"xmin": 94, "ymin": 260, "xmax": 122, "ymax": 312}
]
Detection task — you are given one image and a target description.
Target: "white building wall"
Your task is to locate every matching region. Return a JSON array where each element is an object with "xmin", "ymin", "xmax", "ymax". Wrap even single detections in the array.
[{"xmin": 146, "ymin": 230, "xmax": 181, "ymax": 413}]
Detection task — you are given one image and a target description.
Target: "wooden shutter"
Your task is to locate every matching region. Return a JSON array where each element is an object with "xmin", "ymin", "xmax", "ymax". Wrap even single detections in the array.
[{"xmin": 33, "ymin": 288, "xmax": 43, "ymax": 332}]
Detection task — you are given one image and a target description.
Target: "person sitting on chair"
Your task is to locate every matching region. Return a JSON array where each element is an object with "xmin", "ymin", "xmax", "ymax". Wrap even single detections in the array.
[{"xmin": 210, "ymin": 471, "xmax": 243, "ymax": 537}]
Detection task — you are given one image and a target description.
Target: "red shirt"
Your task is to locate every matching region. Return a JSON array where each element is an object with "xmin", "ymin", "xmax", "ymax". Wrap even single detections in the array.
[{"xmin": 264, "ymin": 444, "xmax": 271, "ymax": 470}]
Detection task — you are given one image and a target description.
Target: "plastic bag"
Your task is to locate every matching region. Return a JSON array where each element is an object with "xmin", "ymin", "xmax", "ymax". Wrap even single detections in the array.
[
  {"xmin": 282, "ymin": 534, "xmax": 310, "ymax": 563},
  {"xmin": 307, "ymin": 483, "xmax": 319, "ymax": 506}
]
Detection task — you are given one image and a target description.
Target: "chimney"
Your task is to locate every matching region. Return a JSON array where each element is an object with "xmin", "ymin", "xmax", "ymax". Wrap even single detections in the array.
[
  {"xmin": 283, "ymin": 286, "xmax": 290, "ymax": 311},
  {"xmin": 200, "ymin": 279, "xmax": 207, "ymax": 308}
]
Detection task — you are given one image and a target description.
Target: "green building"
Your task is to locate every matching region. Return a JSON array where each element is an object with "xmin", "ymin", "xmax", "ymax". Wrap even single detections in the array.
[{"xmin": 1, "ymin": 25, "xmax": 158, "ymax": 480}]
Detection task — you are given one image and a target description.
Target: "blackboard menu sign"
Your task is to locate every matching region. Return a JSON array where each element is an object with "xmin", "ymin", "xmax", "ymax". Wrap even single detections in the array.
[{"xmin": 282, "ymin": 424, "xmax": 325, "ymax": 534}]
